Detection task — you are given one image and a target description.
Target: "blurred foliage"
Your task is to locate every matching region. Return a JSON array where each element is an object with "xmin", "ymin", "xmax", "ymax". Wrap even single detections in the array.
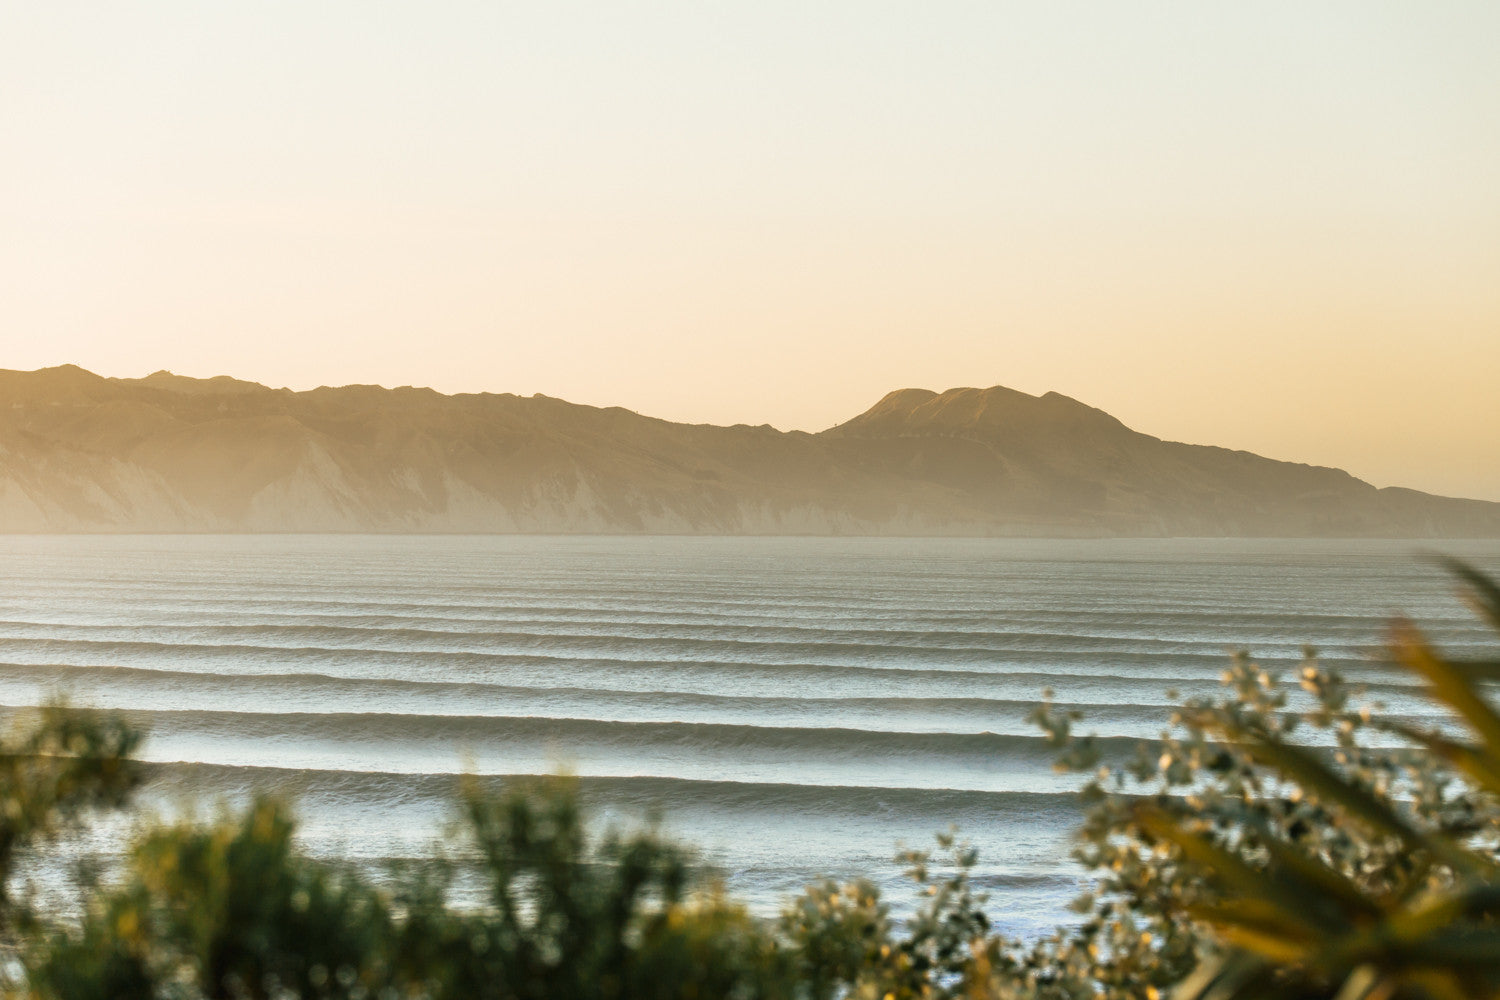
[
  {"xmin": 4, "ymin": 561, "xmax": 1500, "ymax": 998},
  {"xmin": 0, "ymin": 703, "xmax": 141, "ymax": 923},
  {"xmin": 1006, "ymin": 558, "xmax": 1500, "ymax": 1000}
]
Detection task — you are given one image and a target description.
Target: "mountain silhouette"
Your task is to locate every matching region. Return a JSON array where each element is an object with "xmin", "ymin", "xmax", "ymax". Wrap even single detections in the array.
[{"xmin": 1, "ymin": 366, "xmax": 1495, "ymax": 536}]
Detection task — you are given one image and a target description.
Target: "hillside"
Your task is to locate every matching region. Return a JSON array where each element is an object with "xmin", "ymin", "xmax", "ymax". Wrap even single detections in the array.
[{"xmin": 0, "ymin": 366, "xmax": 1495, "ymax": 536}]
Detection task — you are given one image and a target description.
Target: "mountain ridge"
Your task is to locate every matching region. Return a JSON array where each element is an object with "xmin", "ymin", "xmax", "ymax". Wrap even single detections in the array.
[{"xmin": 1, "ymin": 366, "xmax": 1495, "ymax": 537}]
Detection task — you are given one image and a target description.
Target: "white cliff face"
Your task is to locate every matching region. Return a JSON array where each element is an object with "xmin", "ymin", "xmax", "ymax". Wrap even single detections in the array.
[
  {"xmin": 0, "ymin": 440, "xmax": 203, "ymax": 532},
  {"xmin": 243, "ymin": 442, "xmax": 365, "ymax": 532},
  {"xmin": 404, "ymin": 472, "xmax": 523, "ymax": 533},
  {"xmin": 0, "ymin": 475, "xmax": 52, "ymax": 531}
]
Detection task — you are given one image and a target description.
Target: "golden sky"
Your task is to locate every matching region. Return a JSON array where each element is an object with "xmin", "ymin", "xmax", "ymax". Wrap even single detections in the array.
[{"xmin": 3, "ymin": 2, "xmax": 1498, "ymax": 499}]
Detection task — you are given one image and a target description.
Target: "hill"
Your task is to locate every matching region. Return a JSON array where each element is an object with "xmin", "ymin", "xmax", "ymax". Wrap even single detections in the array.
[{"xmin": 1, "ymin": 366, "xmax": 1495, "ymax": 536}]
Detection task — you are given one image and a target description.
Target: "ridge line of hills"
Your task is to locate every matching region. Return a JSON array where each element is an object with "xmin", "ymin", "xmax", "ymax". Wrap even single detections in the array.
[{"xmin": 1, "ymin": 365, "xmax": 1496, "ymax": 537}]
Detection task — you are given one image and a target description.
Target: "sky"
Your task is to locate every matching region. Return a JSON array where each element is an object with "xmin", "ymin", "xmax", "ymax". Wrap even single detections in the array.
[{"xmin": 2, "ymin": 2, "xmax": 1498, "ymax": 500}]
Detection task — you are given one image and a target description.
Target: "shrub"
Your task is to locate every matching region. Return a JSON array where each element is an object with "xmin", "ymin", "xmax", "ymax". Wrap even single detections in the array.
[
  {"xmin": 0, "ymin": 703, "xmax": 142, "ymax": 921},
  {"xmin": 1002, "ymin": 558, "xmax": 1500, "ymax": 1000}
]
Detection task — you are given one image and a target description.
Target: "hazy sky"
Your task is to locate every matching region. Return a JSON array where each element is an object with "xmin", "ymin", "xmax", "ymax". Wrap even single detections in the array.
[{"xmin": 3, "ymin": 2, "xmax": 1498, "ymax": 499}]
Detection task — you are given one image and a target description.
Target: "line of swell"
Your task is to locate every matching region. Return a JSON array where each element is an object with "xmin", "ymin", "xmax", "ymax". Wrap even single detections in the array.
[
  {"xmin": 0, "ymin": 703, "xmax": 1141, "ymax": 758},
  {"xmin": 0, "ymin": 636, "xmax": 1394, "ymax": 680},
  {"xmin": 134, "ymin": 761, "xmax": 1086, "ymax": 817},
  {"xmin": 9, "ymin": 702, "xmax": 1442, "ymax": 755},
  {"xmin": 0, "ymin": 661, "xmax": 1433, "ymax": 718},
  {"xmin": 0, "ymin": 660, "xmax": 1225, "ymax": 707},
  {"xmin": 0, "ymin": 611, "xmax": 1447, "ymax": 644},
  {"xmin": 0, "ymin": 658, "xmax": 1417, "ymax": 709},
  {"xmin": 12, "ymin": 580, "xmax": 1475, "ymax": 625},
  {"xmin": 0, "ymin": 623, "xmax": 1353, "ymax": 659}
]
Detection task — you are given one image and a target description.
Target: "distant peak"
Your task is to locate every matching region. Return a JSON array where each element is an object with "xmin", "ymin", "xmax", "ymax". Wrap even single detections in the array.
[
  {"xmin": 875, "ymin": 387, "xmax": 941, "ymax": 407},
  {"xmin": 826, "ymin": 383, "xmax": 1129, "ymax": 439},
  {"xmin": 36, "ymin": 363, "xmax": 104, "ymax": 380},
  {"xmin": 125, "ymin": 370, "xmax": 271, "ymax": 395}
]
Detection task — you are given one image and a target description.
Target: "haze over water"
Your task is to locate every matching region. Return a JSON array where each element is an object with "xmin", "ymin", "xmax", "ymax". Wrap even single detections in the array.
[{"xmin": 2, "ymin": 535, "xmax": 1498, "ymax": 933}]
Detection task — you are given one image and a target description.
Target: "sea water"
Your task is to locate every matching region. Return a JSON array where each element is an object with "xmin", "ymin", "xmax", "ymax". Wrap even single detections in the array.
[{"xmin": 1, "ymin": 535, "xmax": 1497, "ymax": 937}]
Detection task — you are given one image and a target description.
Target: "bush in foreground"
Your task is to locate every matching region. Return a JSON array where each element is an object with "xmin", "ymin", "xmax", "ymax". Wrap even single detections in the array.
[{"xmin": 3, "ymin": 561, "xmax": 1500, "ymax": 999}]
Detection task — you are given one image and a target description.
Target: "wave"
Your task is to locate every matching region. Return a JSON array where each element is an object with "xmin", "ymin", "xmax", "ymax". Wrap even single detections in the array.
[
  {"xmin": 0, "ymin": 661, "xmax": 1443, "ymax": 737},
  {"xmin": 0, "ymin": 656, "xmax": 1427, "ymax": 730},
  {"xmin": 0, "ymin": 614, "xmax": 1454, "ymax": 653},
  {"xmin": 34, "ymin": 702, "xmax": 1440, "ymax": 756},
  {"xmin": 0, "ymin": 634, "xmax": 1392, "ymax": 682},
  {"xmin": 24, "ymin": 704, "xmax": 1120, "ymax": 759},
  {"xmin": 0, "ymin": 703, "xmax": 1147, "ymax": 793},
  {"xmin": 4, "ymin": 596, "xmax": 1486, "ymax": 666},
  {"xmin": 0, "ymin": 614, "xmax": 1428, "ymax": 668},
  {"xmin": 0, "ymin": 601, "xmax": 1441, "ymax": 627},
  {"xmin": 7, "ymin": 582, "xmax": 1484, "ymax": 634},
  {"xmin": 123, "ymin": 763, "xmax": 1096, "ymax": 921},
  {"xmin": 135, "ymin": 761, "xmax": 1087, "ymax": 821},
  {"xmin": 0, "ymin": 658, "xmax": 1174, "ymax": 708},
  {"xmin": 0, "ymin": 623, "xmax": 1352, "ymax": 664},
  {"xmin": 0, "ymin": 660, "xmax": 1179, "ymax": 724}
]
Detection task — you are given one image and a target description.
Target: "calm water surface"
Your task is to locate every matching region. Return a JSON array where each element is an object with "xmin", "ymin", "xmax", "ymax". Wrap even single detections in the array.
[{"xmin": 2, "ymin": 535, "xmax": 1498, "ymax": 934}]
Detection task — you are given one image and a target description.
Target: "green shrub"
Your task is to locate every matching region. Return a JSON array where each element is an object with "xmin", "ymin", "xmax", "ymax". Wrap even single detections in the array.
[
  {"xmin": 25, "ymin": 795, "xmax": 397, "ymax": 1000},
  {"xmin": 0, "ymin": 703, "xmax": 142, "ymax": 920},
  {"xmin": 387, "ymin": 775, "xmax": 791, "ymax": 1000},
  {"xmin": 1004, "ymin": 558, "xmax": 1500, "ymax": 1000}
]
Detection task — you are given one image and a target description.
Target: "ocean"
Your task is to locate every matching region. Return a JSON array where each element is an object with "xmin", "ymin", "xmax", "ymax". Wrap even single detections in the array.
[{"xmin": 1, "ymin": 535, "xmax": 1497, "ymax": 937}]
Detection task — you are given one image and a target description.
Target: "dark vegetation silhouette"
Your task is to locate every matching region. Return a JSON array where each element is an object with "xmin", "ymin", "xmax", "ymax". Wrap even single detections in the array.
[{"xmin": 3, "ymin": 562, "xmax": 1500, "ymax": 998}]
